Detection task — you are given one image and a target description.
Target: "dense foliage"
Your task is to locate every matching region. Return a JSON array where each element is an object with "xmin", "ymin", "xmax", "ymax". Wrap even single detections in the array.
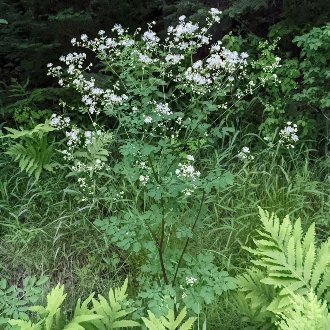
[{"xmin": 0, "ymin": 1, "xmax": 329, "ymax": 329}]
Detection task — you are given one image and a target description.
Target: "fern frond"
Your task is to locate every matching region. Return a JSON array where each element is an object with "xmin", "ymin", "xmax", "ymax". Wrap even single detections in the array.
[
  {"xmin": 142, "ymin": 307, "xmax": 196, "ymax": 330},
  {"xmin": 236, "ymin": 268, "xmax": 275, "ymax": 317},
  {"xmin": 64, "ymin": 293, "xmax": 103, "ymax": 330},
  {"xmin": 244, "ymin": 208, "xmax": 330, "ymax": 312},
  {"xmin": 5, "ymin": 131, "xmax": 56, "ymax": 180},
  {"xmin": 91, "ymin": 278, "xmax": 139, "ymax": 329},
  {"xmin": 276, "ymin": 290, "xmax": 330, "ymax": 330},
  {"xmin": 2, "ymin": 122, "xmax": 56, "ymax": 139},
  {"xmin": 8, "ymin": 319, "xmax": 42, "ymax": 330}
]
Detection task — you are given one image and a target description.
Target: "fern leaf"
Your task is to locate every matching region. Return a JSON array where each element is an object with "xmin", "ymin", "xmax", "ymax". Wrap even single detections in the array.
[
  {"xmin": 64, "ymin": 314, "xmax": 102, "ymax": 330},
  {"xmin": 276, "ymin": 290, "xmax": 330, "ymax": 330},
  {"xmin": 242, "ymin": 208, "xmax": 330, "ymax": 313},
  {"xmin": 91, "ymin": 279, "xmax": 139, "ymax": 329},
  {"xmin": 317, "ymin": 268, "xmax": 330, "ymax": 299},
  {"xmin": 295, "ymin": 241, "xmax": 304, "ymax": 277},
  {"xmin": 8, "ymin": 319, "xmax": 42, "ymax": 330},
  {"xmin": 287, "ymin": 236, "xmax": 296, "ymax": 268},
  {"xmin": 292, "ymin": 218, "xmax": 302, "ymax": 244},
  {"xmin": 111, "ymin": 320, "xmax": 141, "ymax": 328},
  {"xmin": 302, "ymin": 223, "xmax": 315, "ymax": 254},
  {"xmin": 45, "ymin": 284, "xmax": 66, "ymax": 317},
  {"xmin": 303, "ymin": 243, "xmax": 315, "ymax": 285},
  {"xmin": 3, "ymin": 122, "xmax": 56, "ymax": 180},
  {"xmin": 278, "ymin": 215, "xmax": 292, "ymax": 248},
  {"xmin": 310, "ymin": 239, "xmax": 330, "ymax": 291},
  {"xmin": 142, "ymin": 307, "xmax": 196, "ymax": 330}
]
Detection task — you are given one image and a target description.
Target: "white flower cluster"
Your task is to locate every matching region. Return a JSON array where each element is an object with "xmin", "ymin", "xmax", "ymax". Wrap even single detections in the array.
[
  {"xmin": 112, "ymin": 24, "xmax": 125, "ymax": 35},
  {"xmin": 182, "ymin": 187, "xmax": 195, "ymax": 196},
  {"xmin": 71, "ymin": 158, "xmax": 105, "ymax": 174},
  {"xmin": 155, "ymin": 102, "xmax": 172, "ymax": 116},
  {"xmin": 142, "ymin": 28, "xmax": 159, "ymax": 48},
  {"xmin": 185, "ymin": 66, "xmax": 212, "ymax": 87},
  {"xmin": 143, "ymin": 115, "xmax": 153, "ymax": 124},
  {"xmin": 59, "ymin": 52, "xmax": 86, "ymax": 67},
  {"xmin": 165, "ymin": 9, "xmax": 220, "ymax": 54},
  {"xmin": 138, "ymin": 53, "xmax": 154, "ymax": 65},
  {"xmin": 186, "ymin": 276, "xmax": 197, "ymax": 286},
  {"xmin": 165, "ymin": 53, "xmax": 184, "ymax": 65},
  {"xmin": 279, "ymin": 122, "xmax": 299, "ymax": 149},
  {"xmin": 50, "ymin": 114, "xmax": 71, "ymax": 128},
  {"xmin": 237, "ymin": 146, "xmax": 254, "ymax": 161},
  {"xmin": 65, "ymin": 128, "xmax": 81, "ymax": 148},
  {"xmin": 77, "ymin": 177, "xmax": 94, "ymax": 200},
  {"xmin": 48, "ymin": 49, "xmax": 127, "ymax": 115},
  {"xmin": 175, "ymin": 155, "xmax": 200, "ymax": 180},
  {"xmin": 139, "ymin": 174, "xmax": 150, "ymax": 186},
  {"xmin": 53, "ymin": 120, "xmax": 110, "ymax": 177},
  {"xmin": 209, "ymin": 8, "xmax": 222, "ymax": 22},
  {"xmin": 168, "ymin": 15, "xmax": 199, "ymax": 40},
  {"xmin": 113, "ymin": 190, "xmax": 125, "ymax": 202},
  {"xmin": 178, "ymin": 43, "xmax": 250, "ymax": 93}
]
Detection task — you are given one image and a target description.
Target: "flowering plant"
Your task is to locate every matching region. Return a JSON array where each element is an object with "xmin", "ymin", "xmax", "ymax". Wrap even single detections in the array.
[{"xmin": 46, "ymin": 8, "xmax": 280, "ymax": 315}]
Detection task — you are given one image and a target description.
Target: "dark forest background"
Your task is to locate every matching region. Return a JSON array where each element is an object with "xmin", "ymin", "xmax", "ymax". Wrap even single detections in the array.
[{"xmin": 1, "ymin": 1, "xmax": 329, "ymax": 86}]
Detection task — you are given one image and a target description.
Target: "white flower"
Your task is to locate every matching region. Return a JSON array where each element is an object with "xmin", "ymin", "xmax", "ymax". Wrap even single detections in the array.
[
  {"xmin": 165, "ymin": 54, "xmax": 184, "ymax": 65},
  {"xmin": 144, "ymin": 116, "xmax": 152, "ymax": 124},
  {"xmin": 89, "ymin": 106, "xmax": 96, "ymax": 114},
  {"xmin": 176, "ymin": 163, "xmax": 200, "ymax": 180},
  {"xmin": 242, "ymin": 146, "xmax": 250, "ymax": 153},
  {"xmin": 209, "ymin": 8, "xmax": 221, "ymax": 22},
  {"xmin": 121, "ymin": 38, "xmax": 134, "ymax": 46},
  {"xmin": 192, "ymin": 60, "xmax": 203, "ymax": 69},
  {"xmin": 206, "ymin": 54, "xmax": 223, "ymax": 69},
  {"xmin": 179, "ymin": 15, "xmax": 186, "ymax": 21},
  {"xmin": 186, "ymin": 276, "xmax": 197, "ymax": 286},
  {"xmin": 142, "ymin": 30, "xmax": 159, "ymax": 45},
  {"xmin": 238, "ymin": 146, "xmax": 254, "ymax": 161},
  {"xmin": 155, "ymin": 102, "xmax": 172, "ymax": 116},
  {"xmin": 113, "ymin": 24, "xmax": 124, "ymax": 35},
  {"xmin": 84, "ymin": 131, "xmax": 92, "ymax": 138},
  {"xmin": 210, "ymin": 8, "xmax": 221, "ymax": 15},
  {"xmin": 241, "ymin": 52, "xmax": 249, "ymax": 59},
  {"xmin": 80, "ymin": 34, "xmax": 88, "ymax": 41},
  {"xmin": 183, "ymin": 187, "xmax": 194, "ymax": 196},
  {"xmin": 187, "ymin": 155, "xmax": 194, "ymax": 161},
  {"xmin": 139, "ymin": 175, "xmax": 149, "ymax": 185},
  {"xmin": 139, "ymin": 53, "xmax": 152, "ymax": 64},
  {"xmin": 50, "ymin": 115, "xmax": 60, "ymax": 126},
  {"xmin": 106, "ymin": 38, "xmax": 116, "ymax": 47},
  {"xmin": 98, "ymin": 30, "xmax": 105, "ymax": 35},
  {"xmin": 279, "ymin": 122, "xmax": 299, "ymax": 148},
  {"xmin": 200, "ymin": 36, "xmax": 210, "ymax": 44},
  {"xmin": 167, "ymin": 26, "xmax": 174, "ymax": 33}
]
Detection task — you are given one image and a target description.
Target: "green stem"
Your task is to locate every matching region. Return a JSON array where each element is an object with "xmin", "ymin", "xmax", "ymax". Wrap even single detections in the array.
[
  {"xmin": 172, "ymin": 190, "xmax": 205, "ymax": 286},
  {"xmin": 148, "ymin": 155, "xmax": 161, "ymax": 184},
  {"xmin": 159, "ymin": 202, "xmax": 169, "ymax": 285}
]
